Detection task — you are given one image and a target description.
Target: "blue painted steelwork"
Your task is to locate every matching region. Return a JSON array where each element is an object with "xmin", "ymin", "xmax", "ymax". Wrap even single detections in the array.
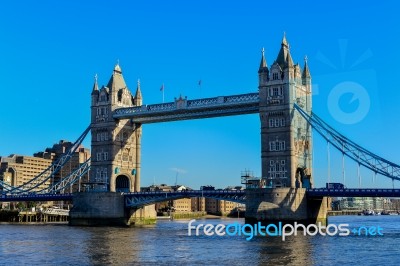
[
  {"xmin": 113, "ymin": 93, "xmax": 259, "ymax": 123},
  {"xmin": 0, "ymin": 193, "xmax": 73, "ymax": 202},
  {"xmin": 307, "ymin": 188, "xmax": 400, "ymax": 197},
  {"xmin": 294, "ymin": 104, "xmax": 400, "ymax": 182},
  {"xmin": 124, "ymin": 190, "xmax": 246, "ymax": 208},
  {"xmin": 36, "ymin": 159, "xmax": 91, "ymax": 194}
]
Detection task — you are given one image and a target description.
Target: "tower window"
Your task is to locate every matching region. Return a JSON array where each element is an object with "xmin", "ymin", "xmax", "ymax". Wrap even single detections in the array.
[
  {"xmin": 268, "ymin": 118, "xmax": 286, "ymax": 128},
  {"xmin": 272, "ymin": 73, "xmax": 279, "ymax": 80},
  {"xmin": 268, "ymin": 159, "xmax": 287, "ymax": 179},
  {"xmin": 269, "ymin": 140, "xmax": 286, "ymax": 151}
]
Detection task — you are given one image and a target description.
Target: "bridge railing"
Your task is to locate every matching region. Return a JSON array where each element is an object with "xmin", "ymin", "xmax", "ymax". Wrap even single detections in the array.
[{"xmin": 307, "ymin": 188, "xmax": 400, "ymax": 197}]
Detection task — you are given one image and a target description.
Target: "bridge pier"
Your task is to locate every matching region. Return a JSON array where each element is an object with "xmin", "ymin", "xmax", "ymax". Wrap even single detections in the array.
[
  {"xmin": 245, "ymin": 188, "xmax": 328, "ymax": 226},
  {"xmin": 69, "ymin": 192, "xmax": 156, "ymax": 226}
]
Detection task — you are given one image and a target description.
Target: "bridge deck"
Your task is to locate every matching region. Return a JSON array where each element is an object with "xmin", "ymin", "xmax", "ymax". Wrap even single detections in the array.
[{"xmin": 2, "ymin": 188, "xmax": 400, "ymax": 204}]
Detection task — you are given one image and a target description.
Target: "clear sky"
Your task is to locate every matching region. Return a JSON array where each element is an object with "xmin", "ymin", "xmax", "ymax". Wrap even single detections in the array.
[{"xmin": 0, "ymin": 1, "xmax": 399, "ymax": 189}]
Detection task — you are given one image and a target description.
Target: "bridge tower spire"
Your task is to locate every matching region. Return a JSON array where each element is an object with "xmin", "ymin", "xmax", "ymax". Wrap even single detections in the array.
[
  {"xmin": 258, "ymin": 34, "xmax": 313, "ymax": 189},
  {"xmin": 89, "ymin": 63, "xmax": 142, "ymax": 192},
  {"xmin": 258, "ymin": 47, "xmax": 269, "ymax": 85}
]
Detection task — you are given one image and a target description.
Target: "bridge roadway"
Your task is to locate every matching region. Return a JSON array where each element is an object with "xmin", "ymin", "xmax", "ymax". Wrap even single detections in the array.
[{"xmin": 1, "ymin": 188, "xmax": 400, "ymax": 206}]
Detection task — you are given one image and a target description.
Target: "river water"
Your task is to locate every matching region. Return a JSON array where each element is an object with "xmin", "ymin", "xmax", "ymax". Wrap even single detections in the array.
[{"xmin": 0, "ymin": 215, "xmax": 399, "ymax": 265}]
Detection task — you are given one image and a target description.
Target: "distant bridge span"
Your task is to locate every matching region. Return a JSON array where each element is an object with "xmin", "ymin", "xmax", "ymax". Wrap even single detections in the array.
[
  {"xmin": 124, "ymin": 190, "xmax": 246, "ymax": 208},
  {"xmin": 113, "ymin": 93, "xmax": 260, "ymax": 123}
]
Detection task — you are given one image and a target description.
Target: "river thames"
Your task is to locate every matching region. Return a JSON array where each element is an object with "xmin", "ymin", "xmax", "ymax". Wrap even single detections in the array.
[{"xmin": 0, "ymin": 215, "xmax": 399, "ymax": 265}]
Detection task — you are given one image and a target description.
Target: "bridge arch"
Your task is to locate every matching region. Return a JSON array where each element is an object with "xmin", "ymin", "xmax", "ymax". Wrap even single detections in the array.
[{"xmin": 113, "ymin": 174, "xmax": 133, "ymax": 193}]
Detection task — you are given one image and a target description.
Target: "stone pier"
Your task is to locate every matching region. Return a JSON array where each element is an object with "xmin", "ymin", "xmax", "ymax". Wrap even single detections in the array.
[
  {"xmin": 245, "ymin": 188, "xmax": 328, "ymax": 226},
  {"xmin": 69, "ymin": 192, "xmax": 156, "ymax": 226}
]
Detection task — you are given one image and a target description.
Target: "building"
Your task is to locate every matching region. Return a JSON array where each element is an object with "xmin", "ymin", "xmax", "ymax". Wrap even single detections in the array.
[
  {"xmin": 204, "ymin": 198, "xmax": 238, "ymax": 215},
  {"xmin": 203, "ymin": 187, "xmax": 243, "ymax": 215},
  {"xmin": 336, "ymin": 197, "xmax": 385, "ymax": 211},
  {"xmin": 191, "ymin": 197, "xmax": 205, "ymax": 212},
  {"xmin": 0, "ymin": 155, "xmax": 53, "ymax": 191},
  {"xmin": 0, "ymin": 140, "xmax": 90, "ymax": 194},
  {"xmin": 258, "ymin": 34, "xmax": 312, "ymax": 188}
]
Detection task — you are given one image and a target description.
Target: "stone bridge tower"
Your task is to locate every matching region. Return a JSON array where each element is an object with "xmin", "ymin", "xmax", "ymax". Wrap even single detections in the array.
[
  {"xmin": 90, "ymin": 64, "xmax": 142, "ymax": 192},
  {"xmin": 258, "ymin": 34, "xmax": 312, "ymax": 189},
  {"xmin": 245, "ymin": 35, "xmax": 327, "ymax": 226}
]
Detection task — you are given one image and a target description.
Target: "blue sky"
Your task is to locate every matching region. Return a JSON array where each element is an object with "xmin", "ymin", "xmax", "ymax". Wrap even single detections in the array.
[{"xmin": 0, "ymin": 1, "xmax": 399, "ymax": 189}]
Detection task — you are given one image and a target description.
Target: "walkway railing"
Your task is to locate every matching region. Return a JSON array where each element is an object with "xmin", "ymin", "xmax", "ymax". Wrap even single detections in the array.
[{"xmin": 113, "ymin": 92, "xmax": 260, "ymax": 123}]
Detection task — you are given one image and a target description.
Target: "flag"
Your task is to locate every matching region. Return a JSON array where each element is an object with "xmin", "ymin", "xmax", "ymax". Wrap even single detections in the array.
[
  {"xmin": 198, "ymin": 80, "xmax": 202, "ymax": 86},
  {"xmin": 160, "ymin": 83, "xmax": 164, "ymax": 91}
]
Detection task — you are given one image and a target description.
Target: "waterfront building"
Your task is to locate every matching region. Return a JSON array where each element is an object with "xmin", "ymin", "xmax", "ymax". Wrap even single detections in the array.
[
  {"xmin": 204, "ymin": 198, "xmax": 238, "ymax": 215},
  {"xmin": 191, "ymin": 197, "xmax": 205, "ymax": 212},
  {"xmin": 0, "ymin": 140, "xmax": 90, "ymax": 194},
  {"xmin": 337, "ymin": 197, "xmax": 385, "ymax": 211},
  {"xmin": 0, "ymin": 155, "xmax": 53, "ymax": 191}
]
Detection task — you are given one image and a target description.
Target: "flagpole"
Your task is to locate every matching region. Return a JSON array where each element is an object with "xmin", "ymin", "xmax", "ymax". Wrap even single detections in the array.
[
  {"xmin": 161, "ymin": 83, "xmax": 165, "ymax": 103},
  {"xmin": 199, "ymin": 79, "xmax": 202, "ymax": 98}
]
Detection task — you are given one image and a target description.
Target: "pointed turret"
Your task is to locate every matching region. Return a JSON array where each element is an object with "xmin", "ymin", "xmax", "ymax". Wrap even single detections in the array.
[
  {"xmin": 276, "ymin": 33, "xmax": 290, "ymax": 69},
  {"xmin": 107, "ymin": 62, "xmax": 128, "ymax": 92},
  {"xmin": 281, "ymin": 32, "xmax": 288, "ymax": 47},
  {"xmin": 302, "ymin": 56, "xmax": 311, "ymax": 79},
  {"xmin": 91, "ymin": 74, "xmax": 99, "ymax": 95},
  {"xmin": 114, "ymin": 62, "xmax": 122, "ymax": 74},
  {"xmin": 259, "ymin": 47, "xmax": 267, "ymax": 69},
  {"xmin": 258, "ymin": 48, "xmax": 269, "ymax": 85},
  {"xmin": 135, "ymin": 79, "xmax": 143, "ymax": 106}
]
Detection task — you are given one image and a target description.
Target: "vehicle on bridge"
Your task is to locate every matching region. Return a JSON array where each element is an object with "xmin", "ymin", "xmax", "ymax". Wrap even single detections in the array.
[{"xmin": 326, "ymin": 183, "xmax": 345, "ymax": 190}]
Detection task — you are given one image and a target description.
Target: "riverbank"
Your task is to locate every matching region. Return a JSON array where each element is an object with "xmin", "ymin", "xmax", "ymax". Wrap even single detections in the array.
[
  {"xmin": 328, "ymin": 210, "xmax": 360, "ymax": 216},
  {"xmin": 0, "ymin": 210, "xmax": 19, "ymax": 222},
  {"xmin": 0, "ymin": 209, "xmax": 69, "ymax": 223}
]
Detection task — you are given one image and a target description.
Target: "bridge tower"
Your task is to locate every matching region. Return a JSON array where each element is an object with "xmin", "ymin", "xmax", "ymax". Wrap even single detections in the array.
[
  {"xmin": 70, "ymin": 64, "xmax": 156, "ymax": 226},
  {"xmin": 89, "ymin": 64, "xmax": 142, "ymax": 192},
  {"xmin": 246, "ymin": 35, "xmax": 327, "ymax": 226},
  {"xmin": 258, "ymin": 34, "xmax": 312, "ymax": 189}
]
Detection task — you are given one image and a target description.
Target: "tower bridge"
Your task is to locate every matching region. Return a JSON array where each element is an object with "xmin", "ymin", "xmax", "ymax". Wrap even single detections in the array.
[{"xmin": 2, "ymin": 34, "xmax": 400, "ymax": 226}]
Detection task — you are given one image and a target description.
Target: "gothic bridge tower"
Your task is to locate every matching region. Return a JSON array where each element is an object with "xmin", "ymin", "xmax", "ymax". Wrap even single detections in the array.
[
  {"xmin": 245, "ymin": 35, "xmax": 327, "ymax": 226},
  {"xmin": 258, "ymin": 34, "xmax": 312, "ymax": 189},
  {"xmin": 90, "ymin": 64, "xmax": 142, "ymax": 192}
]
